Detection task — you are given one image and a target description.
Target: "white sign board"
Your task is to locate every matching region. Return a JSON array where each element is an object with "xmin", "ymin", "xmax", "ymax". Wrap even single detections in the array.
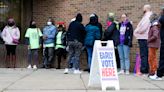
[{"xmin": 88, "ymin": 40, "xmax": 120, "ymax": 91}]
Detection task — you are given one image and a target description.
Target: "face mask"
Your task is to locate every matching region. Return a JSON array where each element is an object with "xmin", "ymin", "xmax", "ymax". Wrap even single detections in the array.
[
  {"xmin": 47, "ymin": 22, "xmax": 52, "ymax": 25},
  {"xmin": 8, "ymin": 22, "xmax": 14, "ymax": 27},
  {"xmin": 30, "ymin": 24, "xmax": 36, "ymax": 28}
]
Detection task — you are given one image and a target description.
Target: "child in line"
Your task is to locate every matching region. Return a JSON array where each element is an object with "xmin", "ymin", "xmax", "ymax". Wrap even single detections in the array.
[{"xmin": 148, "ymin": 14, "xmax": 160, "ymax": 75}]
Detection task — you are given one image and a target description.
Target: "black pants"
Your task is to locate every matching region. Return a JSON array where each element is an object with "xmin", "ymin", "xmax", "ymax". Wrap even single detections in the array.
[
  {"xmin": 138, "ymin": 39, "xmax": 149, "ymax": 73},
  {"xmin": 43, "ymin": 47, "xmax": 54, "ymax": 66},
  {"xmin": 55, "ymin": 48, "xmax": 66, "ymax": 68},
  {"xmin": 115, "ymin": 48, "xmax": 120, "ymax": 68},
  {"xmin": 5, "ymin": 45, "xmax": 16, "ymax": 55},
  {"xmin": 157, "ymin": 43, "xmax": 164, "ymax": 77}
]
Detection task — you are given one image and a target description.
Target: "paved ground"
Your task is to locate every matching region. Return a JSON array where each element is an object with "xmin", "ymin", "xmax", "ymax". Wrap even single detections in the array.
[{"xmin": 0, "ymin": 68, "xmax": 164, "ymax": 92}]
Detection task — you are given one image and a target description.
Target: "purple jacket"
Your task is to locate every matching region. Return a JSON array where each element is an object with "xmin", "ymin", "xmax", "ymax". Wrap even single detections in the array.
[{"xmin": 148, "ymin": 26, "xmax": 160, "ymax": 48}]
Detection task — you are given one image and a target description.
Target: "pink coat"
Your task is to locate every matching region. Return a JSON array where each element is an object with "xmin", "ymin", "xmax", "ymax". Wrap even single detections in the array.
[
  {"xmin": 134, "ymin": 11, "xmax": 153, "ymax": 39},
  {"xmin": 1, "ymin": 26, "xmax": 20, "ymax": 45}
]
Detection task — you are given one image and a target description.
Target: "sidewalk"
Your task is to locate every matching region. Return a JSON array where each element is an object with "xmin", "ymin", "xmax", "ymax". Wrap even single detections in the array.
[{"xmin": 0, "ymin": 68, "xmax": 163, "ymax": 92}]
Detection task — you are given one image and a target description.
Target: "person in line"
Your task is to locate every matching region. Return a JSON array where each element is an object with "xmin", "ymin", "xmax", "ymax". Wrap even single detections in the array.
[
  {"xmin": 1, "ymin": 18, "xmax": 20, "ymax": 68},
  {"xmin": 103, "ymin": 12, "xmax": 118, "ymax": 44},
  {"xmin": 42, "ymin": 18, "xmax": 57, "ymax": 69},
  {"xmin": 84, "ymin": 13, "xmax": 102, "ymax": 72},
  {"xmin": 64, "ymin": 13, "xmax": 86, "ymax": 74},
  {"xmin": 134, "ymin": 4, "xmax": 153, "ymax": 74},
  {"xmin": 84, "ymin": 16, "xmax": 101, "ymax": 72},
  {"xmin": 147, "ymin": 13, "xmax": 160, "ymax": 76},
  {"xmin": 103, "ymin": 13, "xmax": 121, "ymax": 69},
  {"xmin": 55, "ymin": 24, "xmax": 67, "ymax": 69},
  {"xmin": 149, "ymin": 6, "xmax": 164, "ymax": 80},
  {"xmin": 25, "ymin": 20, "xmax": 42, "ymax": 69},
  {"xmin": 89, "ymin": 13, "xmax": 103, "ymax": 39},
  {"xmin": 117, "ymin": 13, "xmax": 133, "ymax": 74}
]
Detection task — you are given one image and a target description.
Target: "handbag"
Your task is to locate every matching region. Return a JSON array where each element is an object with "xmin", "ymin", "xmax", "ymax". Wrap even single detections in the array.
[{"xmin": 12, "ymin": 38, "xmax": 19, "ymax": 44}]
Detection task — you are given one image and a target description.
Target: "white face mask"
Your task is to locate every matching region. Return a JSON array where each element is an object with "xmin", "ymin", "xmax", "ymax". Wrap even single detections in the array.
[{"xmin": 47, "ymin": 22, "xmax": 52, "ymax": 25}]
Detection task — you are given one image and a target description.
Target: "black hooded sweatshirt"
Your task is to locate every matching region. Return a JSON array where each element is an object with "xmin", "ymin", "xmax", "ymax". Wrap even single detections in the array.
[{"xmin": 67, "ymin": 13, "xmax": 86, "ymax": 43}]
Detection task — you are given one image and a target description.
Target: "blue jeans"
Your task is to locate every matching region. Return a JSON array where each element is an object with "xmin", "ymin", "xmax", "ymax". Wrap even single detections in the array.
[
  {"xmin": 28, "ymin": 49, "xmax": 39, "ymax": 65},
  {"xmin": 86, "ymin": 46, "xmax": 93, "ymax": 69},
  {"xmin": 117, "ymin": 44, "xmax": 130, "ymax": 70},
  {"xmin": 138, "ymin": 39, "xmax": 149, "ymax": 73},
  {"xmin": 43, "ymin": 47, "xmax": 54, "ymax": 66}
]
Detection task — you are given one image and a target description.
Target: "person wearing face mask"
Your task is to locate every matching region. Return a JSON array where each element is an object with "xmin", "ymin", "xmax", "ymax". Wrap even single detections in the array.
[
  {"xmin": 25, "ymin": 20, "xmax": 43, "ymax": 69},
  {"xmin": 1, "ymin": 18, "xmax": 20, "ymax": 68},
  {"xmin": 55, "ymin": 24, "xmax": 67, "ymax": 69},
  {"xmin": 42, "ymin": 18, "xmax": 57, "ymax": 69},
  {"xmin": 134, "ymin": 4, "xmax": 153, "ymax": 75},
  {"xmin": 116, "ymin": 13, "xmax": 133, "ymax": 75}
]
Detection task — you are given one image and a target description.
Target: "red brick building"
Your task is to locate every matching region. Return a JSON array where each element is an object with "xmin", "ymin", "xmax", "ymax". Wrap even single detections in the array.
[{"xmin": 0, "ymin": 0, "xmax": 163, "ymax": 69}]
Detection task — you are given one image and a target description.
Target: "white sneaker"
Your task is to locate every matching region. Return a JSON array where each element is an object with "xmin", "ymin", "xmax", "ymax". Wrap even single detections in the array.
[
  {"xmin": 27, "ymin": 65, "xmax": 32, "ymax": 69},
  {"xmin": 74, "ymin": 69, "xmax": 82, "ymax": 74},
  {"xmin": 149, "ymin": 74, "xmax": 162, "ymax": 81},
  {"xmin": 64, "ymin": 68, "xmax": 69, "ymax": 74},
  {"xmin": 118, "ymin": 70, "xmax": 125, "ymax": 75},
  {"xmin": 125, "ymin": 71, "xmax": 130, "ymax": 75},
  {"xmin": 33, "ymin": 65, "xmax": 37, "ymax": 69}
]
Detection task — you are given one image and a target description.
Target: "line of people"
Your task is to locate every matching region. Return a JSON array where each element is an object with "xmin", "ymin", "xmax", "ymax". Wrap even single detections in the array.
[{"xmin": 0, "ymin": 4, "xmax": 164, "ymax": 80}]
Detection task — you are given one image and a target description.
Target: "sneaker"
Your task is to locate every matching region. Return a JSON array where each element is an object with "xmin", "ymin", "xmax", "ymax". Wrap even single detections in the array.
[
  {"xmin": 118, "ymin": 70, "xmax": 125, "ymax": 75},
  {"xmin": 149, "ymin": 74, "xmax": 162, "ymax": 81},
  {"xmin": 73, "ymin": 69, "xmax": 82, "ymax": 74},
  {"xmin": 33, "ymin": 65, "xmax": 37, "ymax": 69},
  {"xmin": 27, "ymin": 65, "xmax": 32, "ymax": 69},
  {"xmin": 64, "ymin": 68, "xmax": 69, "ymax": 74},
  {"xmin": 125, "ymin": 71, "xmax": 130, "ymax": 75}
]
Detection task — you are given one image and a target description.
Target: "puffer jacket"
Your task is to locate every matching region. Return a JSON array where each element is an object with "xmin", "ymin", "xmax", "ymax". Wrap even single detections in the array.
[{"xmin": 84, "ymin": 24, "xmax": 101, "ymax": 47}]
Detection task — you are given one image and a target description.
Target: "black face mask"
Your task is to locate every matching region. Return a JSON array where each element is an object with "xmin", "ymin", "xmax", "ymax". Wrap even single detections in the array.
[
  {"xmin": 30, "ymin": 24, "xmax": 36, "ymax": 28},
  {"xmin": 8, "ymin": 23, "xmax": 14, "ymax": 27}
]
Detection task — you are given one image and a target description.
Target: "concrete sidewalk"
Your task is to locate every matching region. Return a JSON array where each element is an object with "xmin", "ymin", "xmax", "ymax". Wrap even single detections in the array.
[{"xmin": 0, "ymin": 68, "xmax": 163, "ymax": 92}]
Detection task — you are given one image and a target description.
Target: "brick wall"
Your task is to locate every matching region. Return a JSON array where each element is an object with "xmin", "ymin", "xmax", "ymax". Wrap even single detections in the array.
[
  {"xmin": 0, "ymin": 0, "xmax": 162, "ymax": 70},
  {"xmin": 32, "ymin": 0, "xmax": 163, "ymax": 70}
]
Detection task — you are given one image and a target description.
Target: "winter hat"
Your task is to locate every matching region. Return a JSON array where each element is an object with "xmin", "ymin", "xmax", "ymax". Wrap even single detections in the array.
[
  {"xmin": 90, "ymin": 14, "xmax": 95, "ymax": 18},
  {"xmin": 108, "ymin": 12, "xmax": 115, "ymax": 17},
  {"xmin": 152, "ymin": 21, "xmax": 158, "ymax": 26}
]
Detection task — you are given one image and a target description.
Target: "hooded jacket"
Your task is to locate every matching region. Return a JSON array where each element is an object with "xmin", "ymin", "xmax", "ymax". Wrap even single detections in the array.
[{"xmin": 67, "ymin": 13, "xmax": 86, "ymax": 43}]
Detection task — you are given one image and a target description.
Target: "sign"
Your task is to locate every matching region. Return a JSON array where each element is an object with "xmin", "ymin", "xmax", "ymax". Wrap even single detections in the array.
[{"xmin": 88, "ymin": 40, "xmax": 120, "ymax": 91}]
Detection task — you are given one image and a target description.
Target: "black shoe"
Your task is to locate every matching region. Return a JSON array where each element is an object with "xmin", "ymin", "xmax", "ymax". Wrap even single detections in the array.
[
  {"xmin": 45, "ymin": 65, "xmax": 51, "ymax": 69},
  {"xmin": 83, "ymin": 68, "xmax": 89, "ymax": 72},
  {"xmin": 56, "ymin": 67, "xmax": 61, "ymax": 69},
  {"xmin": 40, "ymin": 65, "xmax": 45, "ymax": 68}
]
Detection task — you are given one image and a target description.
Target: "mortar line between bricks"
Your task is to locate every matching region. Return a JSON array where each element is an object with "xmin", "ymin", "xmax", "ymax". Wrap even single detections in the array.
[
  {"xmin": 1, "ymin": 69, "xmax": 38, "ymax": 92},
  {"xmin": 136, "ymin": 75, "xmax": 164, "ymax": 90},
  {"xmin": 80, "ymin": 74, "xmax": 88, "ymax": 92}
]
